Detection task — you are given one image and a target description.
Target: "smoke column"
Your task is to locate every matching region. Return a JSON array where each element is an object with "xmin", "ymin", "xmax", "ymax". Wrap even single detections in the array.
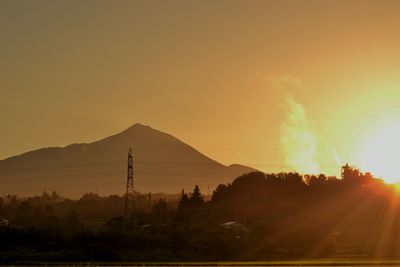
[
  {"xmin": 332, "ymin": 147, "xmax": 342, "ymax": 166},
  {"xmin": 280, "ymin": 95, "xmax": 320, "ymax": 174}
]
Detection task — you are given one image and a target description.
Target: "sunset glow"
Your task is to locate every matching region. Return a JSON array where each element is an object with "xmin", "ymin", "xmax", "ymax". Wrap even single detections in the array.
[
  {"xmin": 6, "ymin": 0, "xmax": 400, "ymax": 263},
  {"xmin": 358, "ymin": 121, "xmax": 400, "ymax": 183}
]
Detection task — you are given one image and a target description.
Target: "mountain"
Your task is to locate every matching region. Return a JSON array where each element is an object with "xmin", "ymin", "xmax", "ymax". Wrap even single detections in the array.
[{"xmin": 0, "ymin": 124, "xmax": 257, "ymax": 198}]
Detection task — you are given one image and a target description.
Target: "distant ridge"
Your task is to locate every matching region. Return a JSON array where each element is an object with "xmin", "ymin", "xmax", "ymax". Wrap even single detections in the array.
[{"xmin": 0, "ymin": 123, "xmax": 257, "ymax": 198}]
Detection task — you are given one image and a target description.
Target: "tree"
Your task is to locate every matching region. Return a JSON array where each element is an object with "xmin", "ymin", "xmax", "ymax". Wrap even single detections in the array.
[
  {"xmin": 152, "ymin": 198, "xmax": 170, "ymax": 222},
  {"xmin": 179, "ymin": 189, "xmax": 189, "ymax": 208},
  {"xmin": 104, "ymin": 216, "xmax": 124, "ymax": 231},
  {"xmin": 66, "ymin": 209, "xmax": 83, "ymax": 233},
  {"xmin": 189, "ymin": 185, "xmax": 204, "ymax": 206}
]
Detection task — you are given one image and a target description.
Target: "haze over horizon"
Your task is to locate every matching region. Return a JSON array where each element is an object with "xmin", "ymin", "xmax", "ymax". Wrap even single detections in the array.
[{"xmin": 3, "ymin": 0, "xmax": 400, "ymax": 180}]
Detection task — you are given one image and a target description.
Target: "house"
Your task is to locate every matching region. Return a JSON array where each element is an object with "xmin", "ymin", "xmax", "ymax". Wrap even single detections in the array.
[
  {"xmin": 221, "ymin": 221, "xmax": 248, "ymax": 232},
  {"xmin": 0, "ymin": 218, "xmax": 10, "ymax": 227}
]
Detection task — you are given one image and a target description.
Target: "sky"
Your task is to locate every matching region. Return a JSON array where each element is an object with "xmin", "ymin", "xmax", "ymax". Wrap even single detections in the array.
[{"xmin": 3, "ymin": 0, "xmax": 400, "ymax": 179}]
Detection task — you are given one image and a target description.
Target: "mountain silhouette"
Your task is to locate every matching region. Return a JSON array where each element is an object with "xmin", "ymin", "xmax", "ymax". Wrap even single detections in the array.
[{"xmin": 0, "ymin": 124, "xmax": 257, "ymax": 198}]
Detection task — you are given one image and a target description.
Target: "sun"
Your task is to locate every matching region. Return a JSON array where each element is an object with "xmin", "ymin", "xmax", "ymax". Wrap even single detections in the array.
[{"xmin": 357, "ymin": 122, "xmax": 400, "ymax": 183}]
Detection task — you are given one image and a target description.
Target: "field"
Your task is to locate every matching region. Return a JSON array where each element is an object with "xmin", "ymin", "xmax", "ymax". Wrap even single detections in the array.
[{"xmin": 7, "ymin": 261, "xmax": 400, "ymax": 267}]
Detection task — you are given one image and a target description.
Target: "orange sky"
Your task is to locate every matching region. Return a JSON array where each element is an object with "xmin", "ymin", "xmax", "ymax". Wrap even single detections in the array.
[{"xmin": 2, "ymin": 0, "xmax": 400, "ymax": 178}]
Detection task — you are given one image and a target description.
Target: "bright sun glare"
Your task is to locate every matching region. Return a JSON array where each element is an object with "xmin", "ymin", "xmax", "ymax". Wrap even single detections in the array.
[{"xmin": 358, "ymin": 122, "xmax": 400, "ymax": 184}]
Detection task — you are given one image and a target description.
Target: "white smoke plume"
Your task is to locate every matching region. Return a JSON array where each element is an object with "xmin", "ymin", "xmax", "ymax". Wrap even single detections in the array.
[
  {"xmin": 332, "ymin": 147, "xmax": 342, "ymax": 166},
  {"xmin": 257, "ymin": 73, "xmax": 320, "ymax": 174},
  {"xmin": 280, "ymin": 95, "xmax": 320, "ymax": 174}
]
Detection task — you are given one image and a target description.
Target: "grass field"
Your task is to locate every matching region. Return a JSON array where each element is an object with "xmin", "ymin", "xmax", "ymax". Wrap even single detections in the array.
[{"xmin": 7, "ymin": 261, "xmax": 400, "ymax": 267}]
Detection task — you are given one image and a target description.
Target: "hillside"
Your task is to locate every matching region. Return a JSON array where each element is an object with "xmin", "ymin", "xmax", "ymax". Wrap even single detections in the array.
[{"xmin": 0, "ymin": 124, "xmax": 256, "ymax": 198}]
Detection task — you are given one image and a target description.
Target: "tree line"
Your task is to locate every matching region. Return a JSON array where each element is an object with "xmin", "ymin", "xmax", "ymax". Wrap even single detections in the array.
[{"xmin": 1, "ymin": 168, "xmax": 398, "ymax": 262}]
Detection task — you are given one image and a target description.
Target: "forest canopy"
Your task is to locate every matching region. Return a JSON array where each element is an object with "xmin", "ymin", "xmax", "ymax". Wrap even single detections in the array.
[{"xmin": 0, "ymin": 168, "xmax": 395, "ymax": 262}]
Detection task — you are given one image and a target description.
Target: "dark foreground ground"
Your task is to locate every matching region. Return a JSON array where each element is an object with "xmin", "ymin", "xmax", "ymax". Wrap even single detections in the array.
[{"xmin": 6, "ymin": 261, "xmax": 400, "ymax": 267}]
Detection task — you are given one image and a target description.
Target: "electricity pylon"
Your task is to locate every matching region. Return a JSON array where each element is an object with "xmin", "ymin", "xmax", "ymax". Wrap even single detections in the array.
[{"xmin": 124, "ymin": 148, "xmax": 134, "ymax": 218}]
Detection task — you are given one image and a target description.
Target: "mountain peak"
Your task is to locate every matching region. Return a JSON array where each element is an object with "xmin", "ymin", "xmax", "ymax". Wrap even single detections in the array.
[
  {"xmin": 0, "ymin": 123, "xmax": 257, "ymax": 197},
  {"xmin": 124, "ymin": 123, "xmax": 152, "ymax": 132},
  {"xmin": 130, "ymin": 123, "xmax": 150, "ymax": 129},
  {"xmin": 116, "ymin": 123, "xmax": 172, "ymax": 139}
]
